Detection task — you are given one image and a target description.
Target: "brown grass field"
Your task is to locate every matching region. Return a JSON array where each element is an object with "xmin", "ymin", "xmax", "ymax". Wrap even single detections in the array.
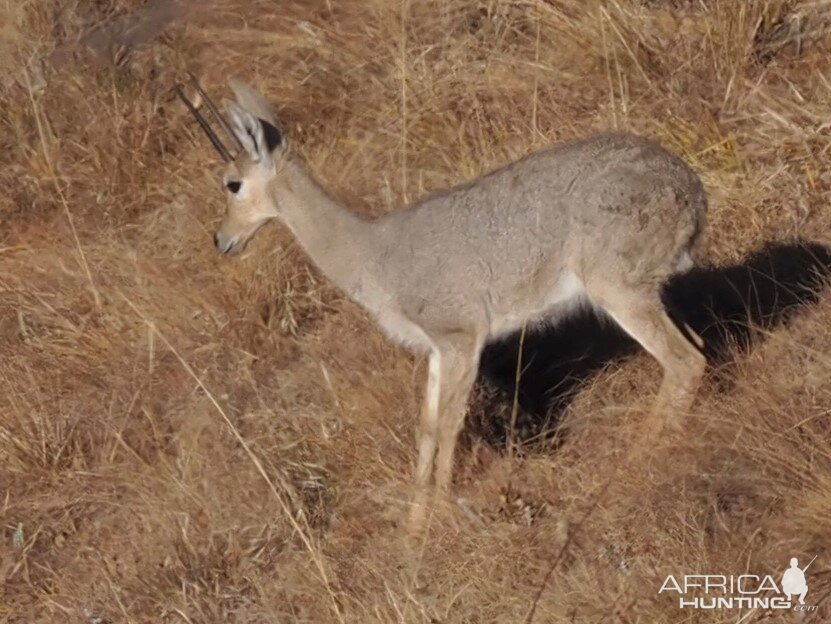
[{"xmin": 3, "ymin": 0, "xmax": 831, "ymax": 621}]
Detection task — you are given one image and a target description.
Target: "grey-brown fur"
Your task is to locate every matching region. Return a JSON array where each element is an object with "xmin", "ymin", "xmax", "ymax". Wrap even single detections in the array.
[
  {"xmin": 372, "ymin": 133, "xmax": 706, "ymax": 344},
  {"xmin": 213, "ymin": 80, "xmax": 708, "ymax": 531}
]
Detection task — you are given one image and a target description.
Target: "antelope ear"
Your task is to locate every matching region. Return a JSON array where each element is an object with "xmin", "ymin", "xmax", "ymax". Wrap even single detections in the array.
[
  {"xmin": 228, "ymin": 78, "xmax": 277, "ymax": 126},
  {"xmin": 224, "ymin": 99, "xmax": 281, "ymax": 166},
  {"xmin": 228, "ymin": 77, "xmax": 284, "ymax": 154},
  {"xmin": 258, "ymin": 117, "xmax": 283, "ymax": 155}
]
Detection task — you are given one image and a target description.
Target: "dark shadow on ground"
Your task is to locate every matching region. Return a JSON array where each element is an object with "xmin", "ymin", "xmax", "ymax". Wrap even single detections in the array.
[{"xmin": 469, "ymin": 241, "xmax": 831, "ymax": 450}]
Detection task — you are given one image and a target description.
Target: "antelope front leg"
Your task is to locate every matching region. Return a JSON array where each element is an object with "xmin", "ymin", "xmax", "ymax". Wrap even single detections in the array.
[
  {"xmin": 408, "ymin": 339, "xmax": 481, "ymax": 534},
  {"xmin": 432, "ymin": 338, "xmax": 482, "ymax": 494},
  {"xmin": 408, "ymin": 351, "xmax": 441, "ymax": 532},
  {"xmin": 434, "ymin": 351, "xmax": 479, "ymax": 493}
]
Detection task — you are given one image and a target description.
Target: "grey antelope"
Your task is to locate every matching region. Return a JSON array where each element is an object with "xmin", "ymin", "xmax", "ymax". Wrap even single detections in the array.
[{"xmin": 178, "ymin": 77, "xmax": 707, "ymax": 525}]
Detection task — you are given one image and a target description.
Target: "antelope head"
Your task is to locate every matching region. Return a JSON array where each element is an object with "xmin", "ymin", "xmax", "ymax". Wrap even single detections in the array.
[{"xmin": 177, "ymin": 76, "xmax": 288, "ymax": 255}]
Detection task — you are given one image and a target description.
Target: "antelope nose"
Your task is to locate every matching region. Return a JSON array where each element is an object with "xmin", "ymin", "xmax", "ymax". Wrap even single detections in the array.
[{"xmin": 214, "ymin": 232, "xmax": 233, "ymax": 254}]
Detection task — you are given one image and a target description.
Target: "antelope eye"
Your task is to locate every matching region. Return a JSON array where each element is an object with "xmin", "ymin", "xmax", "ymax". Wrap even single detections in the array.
[{"xmin": 226, "ymin": 180, "xmax": 242, "ymax": 194}]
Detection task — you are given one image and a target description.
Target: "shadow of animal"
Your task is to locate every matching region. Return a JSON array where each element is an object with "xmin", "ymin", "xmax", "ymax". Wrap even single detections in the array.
[{"xmin": 469, "ymin": 241, "xmax": 831, "ymax": 450}]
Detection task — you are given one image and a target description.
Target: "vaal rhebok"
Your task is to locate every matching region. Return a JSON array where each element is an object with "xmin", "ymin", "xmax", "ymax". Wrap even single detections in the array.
[{"xmin": 179, "ymin": 77, "xmax": 707, "ymax": 528}]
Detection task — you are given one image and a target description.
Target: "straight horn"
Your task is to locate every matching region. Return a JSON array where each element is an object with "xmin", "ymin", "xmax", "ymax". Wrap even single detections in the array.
[
  {"xmin": 188, "ymin": 73, "xmax": 244, "ymax": 151},
  {"xmin": 175, "ymin": 83, "xmax": 233, "ymax": 162}
]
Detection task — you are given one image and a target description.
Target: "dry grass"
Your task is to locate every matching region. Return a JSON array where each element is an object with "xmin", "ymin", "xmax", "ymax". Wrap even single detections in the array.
[{"xmin": 2, "ymin": 0, "xmax": 831, "ymax": 621}]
